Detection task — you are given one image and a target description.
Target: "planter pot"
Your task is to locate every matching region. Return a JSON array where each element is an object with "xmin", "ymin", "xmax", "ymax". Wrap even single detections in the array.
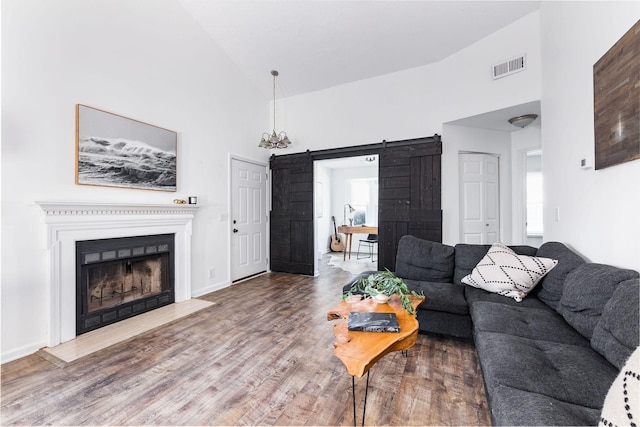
[{"xmin": 373, "ymin": 293, "xmax": 391, "ymax": 304}]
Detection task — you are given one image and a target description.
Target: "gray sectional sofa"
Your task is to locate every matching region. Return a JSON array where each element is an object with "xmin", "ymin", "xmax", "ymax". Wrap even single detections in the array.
[{"xmin": 345, "ymin": 235, "xmax": 640, "ymax": 426}]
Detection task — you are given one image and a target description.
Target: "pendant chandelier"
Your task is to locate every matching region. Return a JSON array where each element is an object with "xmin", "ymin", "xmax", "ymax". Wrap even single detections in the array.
[{"xmin": 259, "ymin": 70, "xmax": 292, "ymax": 149}]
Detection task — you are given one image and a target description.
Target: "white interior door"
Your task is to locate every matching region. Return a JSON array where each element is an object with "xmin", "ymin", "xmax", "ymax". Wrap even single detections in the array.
[
  {"xmin": 459, "ymin": 153, "xmax": 500, "ymax": 244},
  {"xmin": 231, "ymin": 158, "xmax": 267, "ymax": 282}
]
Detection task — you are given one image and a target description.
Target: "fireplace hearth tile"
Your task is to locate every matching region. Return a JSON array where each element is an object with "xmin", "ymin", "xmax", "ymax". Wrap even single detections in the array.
[{"xmin": 38, "ymin": 299, "xmax": 214, "ymax": 367}]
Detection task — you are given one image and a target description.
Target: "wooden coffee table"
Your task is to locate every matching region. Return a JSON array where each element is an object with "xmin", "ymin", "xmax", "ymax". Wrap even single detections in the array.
[{"xmin": 327, "ymin": 295, "xmax": 423, "ymax": 426}]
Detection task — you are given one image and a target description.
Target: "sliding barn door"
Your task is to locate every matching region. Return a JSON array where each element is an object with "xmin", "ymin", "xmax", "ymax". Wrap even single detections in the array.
[
  {"xmin": 378, "ymin": 139, "xmax": 442, "ymax": 271},
  {"xmin": 269, "ymin": 153, "xmax": 314, "ymax": 275}
]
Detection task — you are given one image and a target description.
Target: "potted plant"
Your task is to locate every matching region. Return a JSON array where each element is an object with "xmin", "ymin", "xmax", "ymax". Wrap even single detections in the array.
[{"xmin": 342, "ymin": 269, "xmax": 424, "ymax": 315}]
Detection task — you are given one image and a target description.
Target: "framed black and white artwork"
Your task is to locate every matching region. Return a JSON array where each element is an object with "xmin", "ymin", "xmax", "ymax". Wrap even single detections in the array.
[{"xmin": 75, "ymin": 104, "xmax": 177, "ymax": 191}]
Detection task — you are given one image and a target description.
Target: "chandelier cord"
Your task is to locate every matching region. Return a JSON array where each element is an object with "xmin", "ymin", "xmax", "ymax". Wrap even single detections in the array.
[{"xmin": 272, "ymin": 73, "xmax": 276, "ymax": 133}]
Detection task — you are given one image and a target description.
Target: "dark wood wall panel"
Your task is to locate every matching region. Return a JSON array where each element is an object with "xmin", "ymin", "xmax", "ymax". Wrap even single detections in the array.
[
  {"xmin": 379, "ymin": 138, "xmax": 442, "ymax": 271},
  {"xmin": 269, "ymin": 153, "xmax": 314, "ymax": 275},
  {"xmin": 378, "ymin": 221, "xmax": 409, "ymax": 271},
  {"xmin": 270, "ymin": 136, "xmax": 442, "ymax": 275}
]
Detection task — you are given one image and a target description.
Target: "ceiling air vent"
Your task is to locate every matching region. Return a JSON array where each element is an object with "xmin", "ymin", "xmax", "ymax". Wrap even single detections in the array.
[{"xmin": 492, "ymin": 55, "xmax": 526, "ymax": 79}]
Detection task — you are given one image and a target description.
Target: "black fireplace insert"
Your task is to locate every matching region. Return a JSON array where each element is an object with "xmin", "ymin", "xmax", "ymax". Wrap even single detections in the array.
[{"xmin": 76, "ymin": 234, "xmax": 175, "ymax": 335}]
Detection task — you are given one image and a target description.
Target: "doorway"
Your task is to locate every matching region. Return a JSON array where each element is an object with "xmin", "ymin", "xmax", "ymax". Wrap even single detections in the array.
[
  {"xmin": 230, "ymin": 157, "xmax": 268, "ymax": 282},
  {"xmin": 525, "ymin": 150, "xmax": 543, "ymax": 247},
  {"xmin": 314, "ymin": 155, "xmax": 379, "ymax": 276},
  {"xmin": 459, "ymin": 153, "xmax": 500, "ymax": 244}
]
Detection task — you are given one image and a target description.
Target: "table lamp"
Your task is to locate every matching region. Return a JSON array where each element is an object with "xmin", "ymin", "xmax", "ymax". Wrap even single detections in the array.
[{"xmin": 343, "ymin": 203, "xmax": 355, "ymax": 226}]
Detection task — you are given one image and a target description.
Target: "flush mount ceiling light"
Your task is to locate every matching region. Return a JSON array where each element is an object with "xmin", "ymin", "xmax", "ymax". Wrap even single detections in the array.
[
  {"xmin": 259, "ymin": 70, "xmax": 292, "ymax": 149},
  {"xmin": 508, "ymin": 114, "xmax": 538, "ymax": 129}
]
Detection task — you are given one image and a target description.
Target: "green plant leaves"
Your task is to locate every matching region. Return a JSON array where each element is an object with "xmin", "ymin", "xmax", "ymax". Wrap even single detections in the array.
[{"xmin": 342, "ymin": 269, "xmax": 424, "ymax": 315}]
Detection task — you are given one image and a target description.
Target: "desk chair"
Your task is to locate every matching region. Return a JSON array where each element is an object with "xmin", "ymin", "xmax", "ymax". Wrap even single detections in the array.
[{"xmin": 356, "ymin": 234, "xmax": 378, "ymax": 262}]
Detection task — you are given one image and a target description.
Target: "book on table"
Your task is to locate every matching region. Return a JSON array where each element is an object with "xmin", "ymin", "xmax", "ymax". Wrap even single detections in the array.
[{"xmin": 347, "ymin": 312, "xmax": 400, "ymax": 332}]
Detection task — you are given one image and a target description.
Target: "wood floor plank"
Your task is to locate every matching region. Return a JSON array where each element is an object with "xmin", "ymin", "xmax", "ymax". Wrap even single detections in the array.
[{"xmin": 1, "ymin": 255, "xmax": 490, "ymax": 426}]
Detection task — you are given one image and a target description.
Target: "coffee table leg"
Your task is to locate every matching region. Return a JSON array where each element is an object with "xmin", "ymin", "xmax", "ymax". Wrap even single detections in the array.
[
  {"xmin": 352, "ymin": 371, "xmax": 371, "ymax": 427},
  {"xmin": 362, "ymin": 371, "xmax": 370, "ymax": 426},
  {"xmin": 352, "ymin": 376, "xmax": 356, "ymax": 427}
]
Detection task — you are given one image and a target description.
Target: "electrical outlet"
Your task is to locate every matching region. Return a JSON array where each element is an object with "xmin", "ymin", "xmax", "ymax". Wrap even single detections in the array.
[
  {"xmin": 580, "ymin": 156, "xmax": 593, "ymax": 169},
  {"xmin": 208, "ymin": 268, "xmax": 216, "ymax": 279}
]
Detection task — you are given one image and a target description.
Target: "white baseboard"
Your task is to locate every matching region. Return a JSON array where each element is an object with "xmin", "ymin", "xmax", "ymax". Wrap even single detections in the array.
[
  {"xmin": 2, "ymin": 341, "xmax": 47, "ymax": 365},
  {"xmin": 192, "ymin": 280, "xmax": 230, "ymax": 298}
]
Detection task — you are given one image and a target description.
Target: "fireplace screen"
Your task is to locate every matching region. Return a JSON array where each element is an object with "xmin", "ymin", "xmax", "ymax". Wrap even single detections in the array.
[
  {"xmin": 77, "ymin": 234, "xmax": 175, "ymax": 335},
  {"xmin": 85, "ymin": 255, "xmax": 169, "ymax": 312}
]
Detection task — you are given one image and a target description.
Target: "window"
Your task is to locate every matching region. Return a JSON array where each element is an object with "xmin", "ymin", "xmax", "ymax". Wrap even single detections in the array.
[{"xmin": 350, "ymin": 178, "xmax": 378, "ymax": 226}]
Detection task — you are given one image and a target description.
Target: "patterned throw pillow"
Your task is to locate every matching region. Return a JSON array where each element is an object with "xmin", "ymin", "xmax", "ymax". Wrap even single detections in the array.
[
  {"xmin": 599, "ymin": 345, "xmax": 640, "ymax": 427},
  {"xmin": 461, "ymin": 242, "xmax": 558, "ymax": 302}
]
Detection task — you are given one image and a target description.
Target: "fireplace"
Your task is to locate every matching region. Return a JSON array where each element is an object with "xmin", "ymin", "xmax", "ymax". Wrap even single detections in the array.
[
  {"xmin": 37, "ymin": 201, "xmax": 197, "ymax": 346},
  {"xmin": 76, "ymin": 234, "xmax": 175, "ymax": 335}
]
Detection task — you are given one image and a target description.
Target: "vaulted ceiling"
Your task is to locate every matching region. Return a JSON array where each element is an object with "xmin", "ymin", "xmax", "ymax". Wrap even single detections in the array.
[{"xmin": 178, "ymin": 1, "xmax": 540, "ymax": 98}]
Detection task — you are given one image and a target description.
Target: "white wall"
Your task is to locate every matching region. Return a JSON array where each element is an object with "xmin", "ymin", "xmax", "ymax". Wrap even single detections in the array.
[
  {"xmin": 540, "ymin": 2, "xmax": 640, "ymax": 270},
  {"xmin": 275, "ymin": 12, "xmax": 542, "ymax": 245},
  {"xmin": 279, "ymin": 11, "xmax": 542, "ymax": 152},
  {"xmin": 1, "ymin": 0, "xmax": 269, "ymax": 362}
]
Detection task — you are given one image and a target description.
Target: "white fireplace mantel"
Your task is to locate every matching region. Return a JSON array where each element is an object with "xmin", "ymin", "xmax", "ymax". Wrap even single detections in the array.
[{"xmin": 36, "ymin": 201, "xmax": 198, "ymax": 346}]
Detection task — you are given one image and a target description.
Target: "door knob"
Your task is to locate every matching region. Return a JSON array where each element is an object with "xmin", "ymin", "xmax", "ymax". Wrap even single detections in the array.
[{"xmin": 233, "ymin": 228, "xmax": 238, "ymax": 233}]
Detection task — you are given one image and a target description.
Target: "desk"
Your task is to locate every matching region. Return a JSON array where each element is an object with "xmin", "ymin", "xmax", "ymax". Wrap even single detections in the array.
[{"xmin": 337, "ymin": 226, "xmax": 378, "ymax": 261}]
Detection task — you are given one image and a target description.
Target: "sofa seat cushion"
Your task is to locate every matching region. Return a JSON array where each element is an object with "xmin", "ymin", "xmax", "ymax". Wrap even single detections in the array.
[
  {"xmin": 559, "ymin": 263, "xmax": 639, "ymax": 340},
  {"xmin": 395, "ymin": 236, "xmax": 455, "ymax": 282},
  {"xmin": 535, "ymin": 242, "xmax": 586, "ymax": 311},
  {"xmin": 470, "ymin": 301, "xmax": 591, "ymax": 347},
  {"xmin": 591, "ymin": 278, "xmax": 640, "ymax": 369},
  {"xmin": 465, "ymin": 286, "xmax": 548, "ymax": 309},
  {"xmin": 404, "ymin": 279, "xmax": 468, "ymax": 315},
  {"xmin": 416, "ymin": 308, "xmax": 473, "ymax": 339},
  {"xmin": 487, "ymin": 384, "xmax": 601, "ymax": 426},
  {"xmin": 454, "ymin": 243, "xmax": 537, "ymax": 285},
  {"xmin": 461, "ymin": 243, "xmax": 557, "ymax": 302},
  {"xmin": 474, "ymin": 331, "xmax": 618, "ymax": 410}
]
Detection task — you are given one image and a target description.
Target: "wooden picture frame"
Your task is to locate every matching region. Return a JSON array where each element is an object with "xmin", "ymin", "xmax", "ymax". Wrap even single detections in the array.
[
  {"xmin": 76, "ymin": 105, "xmax": 177, "ymax": 191},
  {"xmin": 593, "ymin": 20, "xmax": 640, "ymax": 170}
]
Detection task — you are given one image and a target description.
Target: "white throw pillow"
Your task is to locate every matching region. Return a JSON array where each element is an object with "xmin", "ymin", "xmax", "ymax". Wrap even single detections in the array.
[
  {"xmin": 599, "ymin": 345, "xmax": 640, "ymax": 427},
  {"xmin": 461, "ymin": 242, "xmax": 558, "ymax": 302}
]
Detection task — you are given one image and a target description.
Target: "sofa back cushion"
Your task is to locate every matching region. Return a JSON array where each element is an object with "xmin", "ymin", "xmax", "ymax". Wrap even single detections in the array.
[
  {"xmin": 453, "ymin": 243, "xmax": 537, "ymax": 285},
  {"xmin": 535, "ymin": 242, "xmax": 586, "ymax": 310},
  {"xmin": 591, "ymin": 278, "xmax": 640, "ymax": 369},
  {"xmin": 559, "ymin": 263, "xmax": 639, "ymax": 340},
  {"xmin": 395, "ymin": 236, "xmax": 455, "ymax": 282}
]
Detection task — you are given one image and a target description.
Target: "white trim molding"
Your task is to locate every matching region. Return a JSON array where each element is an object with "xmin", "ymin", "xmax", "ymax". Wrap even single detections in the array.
[{"xmin": 36, "ymin": 201, "xmax": 198, "ymax": 347}]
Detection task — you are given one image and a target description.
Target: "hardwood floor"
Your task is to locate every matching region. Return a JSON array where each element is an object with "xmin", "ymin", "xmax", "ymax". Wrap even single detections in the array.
[{"xmin": 1, "ymin": 256, "xmax": 490, "ymax": 426}]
